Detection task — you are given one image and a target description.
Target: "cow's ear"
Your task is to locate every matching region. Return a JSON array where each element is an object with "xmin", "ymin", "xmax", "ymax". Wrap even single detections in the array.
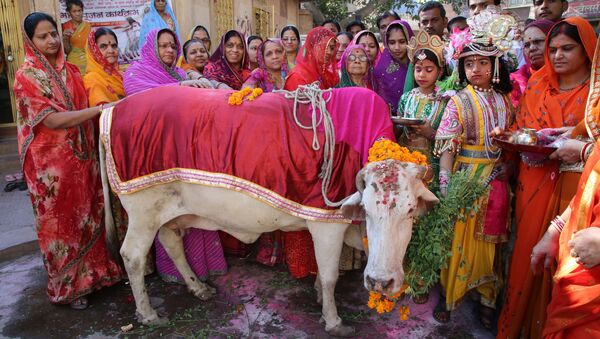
[
  {"xmin": 415, "ymin": 181, "xmax": 439, "ymax": 217},
  {"xmin": 341, "ymin": 192, "xmax": 365, "ymax": 220}
]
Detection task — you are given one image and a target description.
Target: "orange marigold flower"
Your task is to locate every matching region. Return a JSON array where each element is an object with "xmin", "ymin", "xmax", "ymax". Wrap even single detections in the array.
[{"xmin": 367, "ymin": 139, "xmax": 428, "ymax": 166}]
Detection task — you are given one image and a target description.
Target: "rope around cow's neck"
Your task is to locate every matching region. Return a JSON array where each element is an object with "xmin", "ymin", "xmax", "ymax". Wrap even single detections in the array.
[{"xmin": 275, "ymin": 82, "xmax": 350, "ymax": 207}]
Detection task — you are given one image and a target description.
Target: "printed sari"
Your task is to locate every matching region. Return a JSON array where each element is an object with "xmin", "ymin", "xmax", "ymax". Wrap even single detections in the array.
[
  {"xmin": 498, "ymin": 18, "xmax": 598, "ymax": 339},
  {"xmin": 13, "ymin": 26, "xmax": 121, "ymax": 304},
  {"xmin": 543, "ymin": 38, "xmax": 600, "ymax": 337},
  {"xmin": 203, "ymin": 30, "xmax": 251, "ymax": 90},
  {"xmin": 62, "ymin": 20, "xmax": 91, "ymax": 73},
  {"xmin": 243, "ymin": 39, "xmax": 287, "ymax": 92},
  {"xmin": 436, "ymin": 85, "xmax": 514, "ymax": 311}
]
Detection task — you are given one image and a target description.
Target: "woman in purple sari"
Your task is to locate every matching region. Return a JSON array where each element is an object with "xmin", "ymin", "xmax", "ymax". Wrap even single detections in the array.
[
  {"xmin": 123, "ymin": 27, "xmax": 227, "ymax": 283},
  {"xmin": 373, "ymin": 20, "xmax": 414, "ymax": 113},
  {"xmin": 124, "ymin": 28, "xmax": 209, "ymax": 94}
]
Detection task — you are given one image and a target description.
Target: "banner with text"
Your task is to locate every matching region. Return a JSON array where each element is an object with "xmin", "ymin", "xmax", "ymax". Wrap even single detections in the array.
[{"xmin": 59, "ymin": 0, "xmax": 164, "ymax": 64}]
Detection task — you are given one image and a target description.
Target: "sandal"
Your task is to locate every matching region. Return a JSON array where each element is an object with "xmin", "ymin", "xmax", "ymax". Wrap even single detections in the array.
[
  {"xmin": 4, "ymin": 174, "xmax": 17, "ymax": 192},
  {"xmin": 479, "ymin": 305, "xmax": 494, "ymax": 329},
  {"xmin": 412, "ymin": 292, "xmax": 429, "ymax": 304},
  {"xmin": 70, "ymin": 297, "xmax": 89, "ymax": 310},
  {"xmin": 4, "ymin": 181, "xmax": 18, "ymax": 192},
  {"xmin": 433, "ymin": 298, "xmax": 450, "ymax": 323},
  {"xmin": 17, "ymin": 180, "xmax": 27, "ymax": 191}
]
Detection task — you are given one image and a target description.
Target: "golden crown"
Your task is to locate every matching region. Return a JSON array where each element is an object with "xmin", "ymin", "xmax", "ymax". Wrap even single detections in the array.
[{"xmin": 407, "ymin": 30, "xmax": 445, "ymax": 67}]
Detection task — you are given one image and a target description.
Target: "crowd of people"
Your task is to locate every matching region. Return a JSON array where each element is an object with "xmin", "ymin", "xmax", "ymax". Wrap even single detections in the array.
[{"xmin": 12, "ymin": 0, "xmax": 600, "ymax": 336}]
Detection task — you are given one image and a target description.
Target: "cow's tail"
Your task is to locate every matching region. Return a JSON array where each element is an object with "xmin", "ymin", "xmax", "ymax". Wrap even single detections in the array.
[{"xmin": 99, "ymin": 135, "xmax": 120, "ymax": 260}]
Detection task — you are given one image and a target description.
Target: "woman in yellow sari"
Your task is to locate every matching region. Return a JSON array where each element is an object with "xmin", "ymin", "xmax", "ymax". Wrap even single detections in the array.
[
  {"xmin": 83, "ymin": 28, "xmax": 124, "ymax": 106},
  {"xmin": 62, "ymin": 0, "xmax": 91, "ymax": 73}
]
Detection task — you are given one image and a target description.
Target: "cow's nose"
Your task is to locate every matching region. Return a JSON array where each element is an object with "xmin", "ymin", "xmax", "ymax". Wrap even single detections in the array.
[{"xmin": 366, "ymin": 275, "xmax": 394, "ymax": 292}]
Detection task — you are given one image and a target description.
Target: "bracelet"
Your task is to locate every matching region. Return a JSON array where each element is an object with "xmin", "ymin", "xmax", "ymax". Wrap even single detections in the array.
[
  {"xmin": 550, "ymin": 215, "xmax": 566, "ymax": 233},
  {"xmin": 439, "ymin": 169, "xmax": 450, "ymax": 188},
  {"xmin": 580, "ymin": 142, "xmax": 592, "ymax": 162},
  {"xmin": 98, "ymin": 103, "xmax": 104, "ymax": 114}
]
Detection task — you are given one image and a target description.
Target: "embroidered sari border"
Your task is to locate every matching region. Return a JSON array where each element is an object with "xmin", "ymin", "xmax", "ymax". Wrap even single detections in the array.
[{"xmin": 99, "ymin": 107, "xmax": 351, "ymax": 224}]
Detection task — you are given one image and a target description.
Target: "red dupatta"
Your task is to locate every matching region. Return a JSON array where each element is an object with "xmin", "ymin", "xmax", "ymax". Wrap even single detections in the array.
[
  {"xmin": 14, "ymin": 28, "xmax": 88, "ymax": 164},
  {"xmin": 284, "ymin": 26, "xmax": 339, "ymax": 90}
]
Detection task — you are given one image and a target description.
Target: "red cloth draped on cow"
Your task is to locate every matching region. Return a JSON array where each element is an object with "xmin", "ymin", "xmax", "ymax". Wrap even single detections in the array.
[{"xmin": 101, "ymin": 86, "xmax": 394, "ymax": 266}]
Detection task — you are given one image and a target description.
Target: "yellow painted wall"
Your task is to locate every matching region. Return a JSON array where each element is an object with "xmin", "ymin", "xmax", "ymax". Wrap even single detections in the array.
[{"xmin": 172, "ymin": 0, "xmax": 212, "ymax": 41}]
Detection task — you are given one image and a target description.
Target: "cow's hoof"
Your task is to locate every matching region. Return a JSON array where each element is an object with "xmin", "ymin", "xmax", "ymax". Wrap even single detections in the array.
[
  {"xmin": 205, "ymin": 284, "xmax": 217, "ymax": 295},
  {"xmin": 190, "ymin": 287, "xmax": 215, "ymax": 301},
  {"xmin": 326, "ymin": 323, "xmax": 355, "ymax": 337},
  {"xmin": 137, "ymin": 311, "xmax": 169, "ymax": 326}
]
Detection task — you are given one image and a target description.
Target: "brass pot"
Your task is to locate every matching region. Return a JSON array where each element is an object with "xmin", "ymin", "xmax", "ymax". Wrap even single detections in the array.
[{"xmin": 515, "ymin": 128, "xmax": 538, "ymax": 145}]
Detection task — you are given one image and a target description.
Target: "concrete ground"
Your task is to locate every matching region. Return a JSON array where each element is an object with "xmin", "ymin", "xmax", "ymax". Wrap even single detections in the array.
[
  {"xmin": 0, "ymin": 252, "xmax": 494, "ymax": 339},
  {"xmin": 0, "ymin": 143, "xmax": 495, "ymax": 338}
]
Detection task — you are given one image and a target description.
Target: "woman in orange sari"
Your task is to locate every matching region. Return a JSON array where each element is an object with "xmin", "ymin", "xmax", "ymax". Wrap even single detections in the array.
[
  {"xmin": 62, "ymin": 0, "xmax": 91, "ymax": 73},
  {"xmin": 498, "ymin": 17, "xmax": 597, "ymax": 338},
  {"xmin": 83, "ymin": 28, "xmax": 124, "ymax": 107},
  {"xmin": 530, "ymin": 38, "xmax": 600, "ymax": 337}
]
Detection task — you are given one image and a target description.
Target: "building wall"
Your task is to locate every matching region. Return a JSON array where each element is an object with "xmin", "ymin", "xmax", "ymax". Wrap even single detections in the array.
[
  {"xmin": 172, "ymin": 0, "xmax": 212, "ymax": 40},
  {"xmin": 172, "ymin": 0, "xmax": 300, "ymax": 51}
]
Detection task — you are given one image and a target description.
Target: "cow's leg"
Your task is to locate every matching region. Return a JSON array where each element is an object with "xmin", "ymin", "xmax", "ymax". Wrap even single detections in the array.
[
  {"xmin": 157, "ymin": 227, "xmax": 216, "ymax": 300},
  {"xmin": 314, "ymin": 272, "xmax": 323, "ymax": 304},
  {"xmin": 120, "ymin": 218, "xmax": 166, "ymax": 325},
  {"xmin": 307, "ymin": 221, "xmax": 354, "ymax": 337}
]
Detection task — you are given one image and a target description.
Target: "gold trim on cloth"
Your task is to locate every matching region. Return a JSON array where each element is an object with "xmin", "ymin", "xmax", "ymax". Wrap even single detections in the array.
[
  {"xmin": 99, "ymin": 107, "xmax": 352, "ymax": 224},
  {"xmin": 457, "ymin": 144, "xmax": 498, "ymax": 165}
]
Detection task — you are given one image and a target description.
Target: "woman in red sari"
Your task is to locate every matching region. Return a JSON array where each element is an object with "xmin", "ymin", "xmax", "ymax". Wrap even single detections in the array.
[
  {"xmin": 13, "ymin": 12, "xmax": 121, "ymax": 309},
  {"xmin": 281, "ymin": 26, "xmax": 338, "ymax": 278},
  {"xmin": 284, "ymin": 26, "xmax": 339, "ymax": 91},
  {"xmin": 531, "ymin": 38, "xmax": 600, "ymax": 337},
  {"xmin": 498, "ymin": 17, "xmax": 597, "ymax": 338}
]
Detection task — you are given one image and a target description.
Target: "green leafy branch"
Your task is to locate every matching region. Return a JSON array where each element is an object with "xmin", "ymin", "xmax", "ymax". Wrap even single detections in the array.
[{"xmin": 405, "ymin": 169, "xmax": 489, "ymax": 296}]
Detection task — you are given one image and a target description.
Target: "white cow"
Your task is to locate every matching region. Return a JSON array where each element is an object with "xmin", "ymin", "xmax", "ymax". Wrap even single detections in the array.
[{"xmin": 99, "ymin": 88, "xmax": 438, "ymax": 336}]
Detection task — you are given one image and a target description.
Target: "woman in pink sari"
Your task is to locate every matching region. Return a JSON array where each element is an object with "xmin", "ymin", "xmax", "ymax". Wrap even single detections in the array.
[{"xmin": 124, "ymin": 27, "xmax": 227, "ymax": 283}]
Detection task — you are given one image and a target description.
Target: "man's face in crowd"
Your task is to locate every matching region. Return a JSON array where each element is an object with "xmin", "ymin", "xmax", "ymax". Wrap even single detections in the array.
[
  {"xmin": 469, "ymin": 0, "xmax": 495, "ymax": 16},
  {"xmin": 419, "ymin": 7, "xmax": 448, "ymax": 37},
  {"xmin": 534, "ymin": 0, "xmax": 568, "ymax": 21}
]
